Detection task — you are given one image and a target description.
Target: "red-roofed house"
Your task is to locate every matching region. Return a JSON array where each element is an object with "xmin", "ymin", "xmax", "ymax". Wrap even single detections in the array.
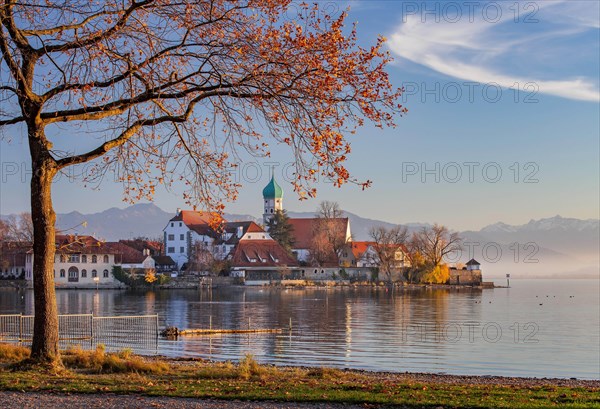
[
  {"xmin": 340, "ymin": 241, "xmax": 411, "ymax": 269},
  {"xmin": 230, "ymin": 239, "xmax": 298, "ymax": 279},
  {"xmin": 0, "ymin": 241, "xmax": 29, "ymax": 279},
  {"xmin": 25, "ymin": 234, "xmax": 122, "ymax": 287},
  {"xmin": 24, "ymin": 235, "xmax": 165, "ymax": 287},
  {"xmin": 163, "ymin": 209, "xmax": 271, "ymax": 269},
  {"xmin": 287, "ymin": 217, "xmax": 352, "ymax": 264}
]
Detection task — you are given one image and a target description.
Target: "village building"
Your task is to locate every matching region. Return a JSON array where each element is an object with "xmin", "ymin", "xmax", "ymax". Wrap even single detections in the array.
[
  {"xmin": 25, "ymin": 235, "xmax": 118, "ymax": 287},
  {"xmin": 152, "ymin": 255, "xmax": 178, "ymax": 275},
  {"xmin": 286, "ymin": 217, "xmax": 351, "ymax": 264},
  {"xmin": 24, "ymin": 235, "xmax": 168, "ymax": 287},
  {"xmin": 448, "ymin": 258, "xmax": 483, "ymax": 285},
  {"xmin": 229, "ymin": 239, "xmax": 298, "ymax": 280},
  {"xmin": 0, "ymin": 241, "xmax": 28, "ymax": 279},
  {"xmin": 163, "ymin": 210, "xmax": 271, "ymax": 269},
  {"xmin": 340, "ymin": 241, "xmax": 411, "ymax": 269}
]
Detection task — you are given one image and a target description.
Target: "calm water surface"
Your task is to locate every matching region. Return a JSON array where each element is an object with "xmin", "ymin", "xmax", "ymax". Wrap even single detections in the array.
[{"xmin": 1, "ymin": 279, "xmax": 598, "ymax": 379}]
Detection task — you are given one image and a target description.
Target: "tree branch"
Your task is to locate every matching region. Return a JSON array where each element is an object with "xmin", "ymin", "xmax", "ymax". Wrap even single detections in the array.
[{"xmin": 40, "ymin": 0, "xmax": 154, "ymax": 54}]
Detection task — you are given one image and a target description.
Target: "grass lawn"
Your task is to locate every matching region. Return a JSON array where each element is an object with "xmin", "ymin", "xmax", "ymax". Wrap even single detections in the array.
[{"xmin": 0, "ymin": 343, "xmax": 598, "ymax": 408}]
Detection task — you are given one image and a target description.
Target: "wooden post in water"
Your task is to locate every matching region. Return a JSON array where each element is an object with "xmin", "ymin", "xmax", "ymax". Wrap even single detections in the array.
[{"xmin": 506, "ymin": 273, "xmax": 511, "ymax": 288}]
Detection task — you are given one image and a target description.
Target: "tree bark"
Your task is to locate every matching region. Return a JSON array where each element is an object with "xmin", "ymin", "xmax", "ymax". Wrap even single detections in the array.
[{"xmin": 28, "ymin": 131, "xmax": 60, "ymax": 363}]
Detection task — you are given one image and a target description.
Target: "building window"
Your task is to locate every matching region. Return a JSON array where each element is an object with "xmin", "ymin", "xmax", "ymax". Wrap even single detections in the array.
[
  {"xmin": 179, "ymin": 247, "xmax": 184, "ymax": 253},
  {"xmin": 60, "ymin": 269, "xmax": 65, "ymax": 278},
  {"xmin": 270, "ymin": 209, "xmax": 273, "ymax": 213},
  {"xmin": 81, "ymin": 255, "xmax": 87, "ymax": 263},
  {"xmin": 103, "ymin": 269, "xmax": 109, "ymax": 278},
  {"xmin": 168, "ymin": 234, "xmax": 174, "ymax": 241},
  {"xmin": 179, "ymin": 222, "xmax": 182, "ymax": 227},
  {"xmin": 91, "ymin": 255, "xmax": 97, "ymax": 263},
  {"xmin": 168, "ymin": 247, "xmax": 175, "ymax": 253},
  {"xmin": 92, "ymin": 269, "xmax": 97, "ymax": 278},
  {"xmin": 81, "ymin": 269, "xmax": 87, "ymax": 278},
  {"xmin": 180, "ymin": 234, "xmax": 184, "ymax": 240},
  {"xmin": 103, "ymin": 255, "xmax": 109, "ymax": 263},
  {"xmin": 69, "ymin": 254, "xmax": 80, "ymax": 263},
  {"xmin": 68, "ymin": 267, "xmax": 79, "ymax": 282},
  {"xmin": 171, "ymin": 223, "xmax": 174, "ymax": 227}
]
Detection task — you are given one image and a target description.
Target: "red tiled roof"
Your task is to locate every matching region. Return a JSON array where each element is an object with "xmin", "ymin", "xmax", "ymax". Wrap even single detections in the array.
[
  {"xmin": 0, "ymin": 241, "xmax": 29, "ymax": 267},
  {"xmin": 287, "ymin": 218, "xmax": 349, "ymax": 249},
  {"xmin": 349, "ymin": 241, "xmax": 377, "ymax": 259},
  {"xmin": 119, "ymin": 239, "xmax": 162, "ymax": 255},
  {"xmin": 187, "ymin": 223, "xmax": 214, "ymax": 237},
  {"xmin": 170, "ymin": 211, "xmax": 264, "ymax": 240},
  {"xmin": 152, "ymin": 255, "xmax": 176, "ymax": 266},
  {"xmin": 169, "ymin": 210, "xmax": 220, "ymax": 225},
  {"xmin": 230, "ymin": 240, "xmax": 297, "ymax": 268},
  {"xmin": 103, "ymin": 242, "xmax": 147, "ymax": 264},
  {"xmin": 55, "ymin": 234, "xmax": 105, "ymax": 254}
]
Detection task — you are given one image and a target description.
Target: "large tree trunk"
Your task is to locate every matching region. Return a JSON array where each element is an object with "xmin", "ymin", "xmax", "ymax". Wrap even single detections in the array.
[{"xmin": 29, "ymin": 138, "xmax": 60, "ymax": 363}]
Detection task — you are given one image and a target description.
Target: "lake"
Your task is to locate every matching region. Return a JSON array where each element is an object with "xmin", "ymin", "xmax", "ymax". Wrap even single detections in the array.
[{"xmin": 1, "ymin": 279, "xmax": 598, "ymax": 379}]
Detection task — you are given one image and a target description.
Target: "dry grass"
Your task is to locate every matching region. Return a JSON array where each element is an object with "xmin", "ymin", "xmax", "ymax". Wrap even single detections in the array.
[
  {"xmin": 237, "ymin": 354, "xmax": 266, "ymax": 380},
  {"xmin": 0, "ymin": 342, "xmax": 30, "ymax": 363},
  {"xmin": 60, "ymin": 344, "xmax": 169, "ymax": 374},
  {"xmin": 306, "ymin": 366, "xmax": 342, "ymax": 379}
]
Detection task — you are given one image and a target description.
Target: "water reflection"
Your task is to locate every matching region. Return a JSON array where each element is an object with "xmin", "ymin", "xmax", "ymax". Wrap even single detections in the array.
[{"xmin": 0, "ymin": 280, "xmax": 598, "ymax": 379}]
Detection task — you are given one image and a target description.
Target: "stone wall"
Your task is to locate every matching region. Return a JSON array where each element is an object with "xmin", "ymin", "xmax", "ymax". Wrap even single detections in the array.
[{"xmin": 448, "ymin": 268, "xmax": 482, "ymax": 285}]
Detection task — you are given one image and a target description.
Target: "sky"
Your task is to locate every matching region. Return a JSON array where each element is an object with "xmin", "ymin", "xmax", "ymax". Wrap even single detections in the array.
[{"xmin": 0, "ymin": 0, "xmax": 599, "ymax": 231}]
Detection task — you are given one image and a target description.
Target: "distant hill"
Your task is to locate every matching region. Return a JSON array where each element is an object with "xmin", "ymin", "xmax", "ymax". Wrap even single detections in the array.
[{"xmin": 2, "ymin": 205, "xmax": 597, "ymax": 279}]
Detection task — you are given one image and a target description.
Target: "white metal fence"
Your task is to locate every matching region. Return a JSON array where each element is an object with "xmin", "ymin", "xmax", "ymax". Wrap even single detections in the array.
[{"xmin": 0, "ymin": 313, "xmax": 159, "ymax": 352}]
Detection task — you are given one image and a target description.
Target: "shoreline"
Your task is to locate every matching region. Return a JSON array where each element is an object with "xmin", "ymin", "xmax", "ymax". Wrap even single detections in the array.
[
  {"xmin": 1, "ymin": 344, "xmax": 598, "ymax": 408},
  {"xmin": 159, "ymin": 356, "xmax": 600, "ymax": 387}
]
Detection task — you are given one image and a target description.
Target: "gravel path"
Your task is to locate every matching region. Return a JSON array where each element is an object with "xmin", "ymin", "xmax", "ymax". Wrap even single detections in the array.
[{"xmin": 0, "ymin": 391, "xmax": 378, "ymax": 409}]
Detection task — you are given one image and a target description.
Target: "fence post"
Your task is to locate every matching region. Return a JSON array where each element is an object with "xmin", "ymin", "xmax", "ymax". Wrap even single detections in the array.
[
  {"xmin": 155, "ymin": 314, "xmax": 159, "ymax": 340},
  {"xmin": 19, "ymin": 314, "xmax": 22, "ymax": 343},
  {"xmin": 90, "ymin": 312, "xmax": 94, "ymax": 342}
]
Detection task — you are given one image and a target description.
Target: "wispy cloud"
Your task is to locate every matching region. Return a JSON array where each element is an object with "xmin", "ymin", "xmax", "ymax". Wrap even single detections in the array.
[{"xmin": 387, "ymin": 1, "xmax": 599, "ymax": 102}]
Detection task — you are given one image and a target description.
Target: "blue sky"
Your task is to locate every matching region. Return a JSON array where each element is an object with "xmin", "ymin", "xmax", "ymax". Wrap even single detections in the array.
[{"xmin": 0, "ymin": 0, "xmax": 598, "ymax": 231}]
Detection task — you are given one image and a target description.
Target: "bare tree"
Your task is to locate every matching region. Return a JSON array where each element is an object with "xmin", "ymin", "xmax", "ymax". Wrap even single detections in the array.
[
  {"xmin": 316, "ymin": 201, "xmax": 343, "ymax": 219},
  {"xmin": 308, "ymin": 229, "xmax": 334, "ymax": 267},
  {"xmin": 0, "ymin": 219, "xmax": 8, "ymax": 241},
  {"xmin": 187, "ymin": 242, "xmax": 215, "ymax": 275},
  {"xmin": 312, "ymin": 201, "xmax": 348, "ymax": 265},
  {"xmin": 369, "ymin": 225, "xmax": 409, "ymax": 283},
  {"xmin": 4, "ymin": 212, "xmax": 33, "ymax": 243},
  {"xmin": 0, "ymin": 1, "xmax": 404, "ymax": 363},
  {"xmin": 410, "ymin": 224, "xmax": 462, "ymax": 267}
]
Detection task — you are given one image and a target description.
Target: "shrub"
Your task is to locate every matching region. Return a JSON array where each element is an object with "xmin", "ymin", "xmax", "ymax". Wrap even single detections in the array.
[
  {"xmin": 0, "ymin": 343, "xmax": 30, "ymax": 363},
  {"xmin": 62, "ymin": 345, "xmax": 169, "ymax": 374},
  {"xmin": 237, "ymin": 354, "xmax": 264, "ymax": 380}
]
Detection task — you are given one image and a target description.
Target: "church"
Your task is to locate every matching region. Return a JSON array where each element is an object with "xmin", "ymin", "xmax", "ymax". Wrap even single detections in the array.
[{"xmin": 261, "ymin": 174, "xmax": 352, "ymax": 265}]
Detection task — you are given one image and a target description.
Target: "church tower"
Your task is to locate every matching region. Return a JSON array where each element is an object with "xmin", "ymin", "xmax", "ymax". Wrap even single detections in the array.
[{"xmin": 262, "ymin": 172, "xmax": 283, "ymax": 228}]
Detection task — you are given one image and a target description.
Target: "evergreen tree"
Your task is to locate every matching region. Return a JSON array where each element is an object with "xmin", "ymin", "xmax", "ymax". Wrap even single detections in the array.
[{"xmin": 267, "ymin": 210, "xmax": 295, "ymax": 254}]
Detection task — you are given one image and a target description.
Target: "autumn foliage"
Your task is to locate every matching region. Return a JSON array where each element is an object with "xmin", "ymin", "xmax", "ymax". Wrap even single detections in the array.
[{"xmin": 0, "ymin": 0, "xmax": 405, "ymax": 209}]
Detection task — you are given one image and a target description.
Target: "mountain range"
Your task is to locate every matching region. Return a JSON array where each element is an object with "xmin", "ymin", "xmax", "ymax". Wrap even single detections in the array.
[{"xmin": 2, "ymin": 204, "xmax": 598, "ymax": 279}]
